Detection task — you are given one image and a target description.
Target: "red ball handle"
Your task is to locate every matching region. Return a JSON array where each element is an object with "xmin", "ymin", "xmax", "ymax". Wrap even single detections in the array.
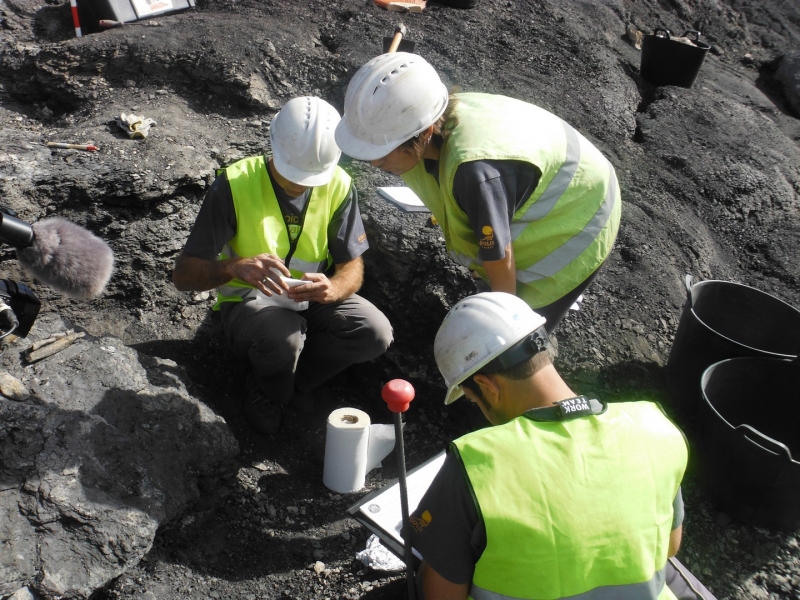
[{"xmin": 382, "ymin": 379, "xmax": 415, "ymax": 413}]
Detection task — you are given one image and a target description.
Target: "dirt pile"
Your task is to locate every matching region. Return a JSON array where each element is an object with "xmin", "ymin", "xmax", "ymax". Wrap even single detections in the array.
[{"xmin": 1, "ymin": 0, "xmax": 799, "ymax": 598}]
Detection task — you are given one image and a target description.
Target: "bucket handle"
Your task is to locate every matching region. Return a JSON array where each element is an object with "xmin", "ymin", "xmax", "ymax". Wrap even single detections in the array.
[
  {"xmin": 735, "ymin": 424, "xmax": 795, "ymax": 461},
  {"xmin": 683, "ymin": 274, "xmax": 695, "ymax": 301},
  {"xmin": 682, "ymin": 30, "xmax": 703, "ymax": 43},
  {"xmin": 653, "ymin": 28, "xmax": 672, "ymax": 39}
]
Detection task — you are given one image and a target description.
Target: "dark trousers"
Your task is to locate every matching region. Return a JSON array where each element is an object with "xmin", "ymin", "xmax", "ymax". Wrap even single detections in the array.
[
  {"xmin": 218, "ymin": 294, "xmax": 393, "ymax": 405},
  {"xmin": 534, "ymin": 259, "xmax": 606, "ymax": 334},
  {"xmin": 474, "ymin": 259, "xmax": 607, "ymax": 334}
]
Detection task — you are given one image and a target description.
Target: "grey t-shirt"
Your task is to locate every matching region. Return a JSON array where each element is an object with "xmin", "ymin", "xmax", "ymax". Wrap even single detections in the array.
[
  {"xmin": 182, "ymin": 161, "xmax": 368, "ymax": 267},
  {"xmin": 410, "ymin": 446, "xmax": 685, "ymax": 585},
  {"xmin": 425, "ymin": 158, "xmax": 541, "ymax": 262}
]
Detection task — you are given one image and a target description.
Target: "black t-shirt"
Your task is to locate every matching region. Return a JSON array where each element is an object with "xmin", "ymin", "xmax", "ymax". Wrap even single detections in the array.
[
  {"xmin": 424, "ymin": 158, "xmax": 541, "ymax": 262},
  {"xmin": 182, "ymin": 161, "xmax": 368, "ymax": 265},
  {"xmin": 409, "ymin": 449, "xmax": 484, "ymax": 585},
  {"xmin": 410, "ymin": 448, "xmax": 686, "ymax": 585}
]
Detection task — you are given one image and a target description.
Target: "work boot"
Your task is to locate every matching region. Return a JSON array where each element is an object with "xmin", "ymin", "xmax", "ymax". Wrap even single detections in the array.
[{"xmin": 244, "ymin": 383, "xmax": 284, "ymax": 435}]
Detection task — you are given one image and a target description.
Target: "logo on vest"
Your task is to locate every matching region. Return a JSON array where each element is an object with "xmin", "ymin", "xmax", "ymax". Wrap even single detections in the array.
[
  {"xmin": 479, "ymin": 225, "xmax": 495, "ymax": 250},
  {"xmin": 410, "ymin": 510, "xmax": 432, "ymax": 532},
  {"xmin": 284, "ymin": 215, "xmax": 301, "ymax": 225}
]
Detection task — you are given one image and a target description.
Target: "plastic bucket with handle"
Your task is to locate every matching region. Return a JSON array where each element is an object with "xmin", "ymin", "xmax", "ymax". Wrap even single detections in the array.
[
  {"xmin": 641, "ymin": 29, "xmax": 711, "ymax": 88},
  {"xmin": 697, "ymin": 356, "xmax": 800, "ymax": 530},
  {"xmin": 665, "ymin": 275, "xmax": 800, "ymax": 425}
]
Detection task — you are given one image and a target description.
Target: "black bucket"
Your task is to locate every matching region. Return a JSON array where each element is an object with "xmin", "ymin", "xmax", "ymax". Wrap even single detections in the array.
[
  {"xmin": 640, "ymin": 29, "xmax": 711, "ymax": 88},
  {"xmin": 698, "ymin": 357, "xmax": 800, "ymax": 530},
  {"xmin": 666, "ymin": 275, "xmax": 800, "ymax": 425}
]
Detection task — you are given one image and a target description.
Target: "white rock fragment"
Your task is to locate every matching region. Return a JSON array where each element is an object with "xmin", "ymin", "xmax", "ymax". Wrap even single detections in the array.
[{"xmin": 0, "ymin": 372, "xmax": 29, "ymax": 400}]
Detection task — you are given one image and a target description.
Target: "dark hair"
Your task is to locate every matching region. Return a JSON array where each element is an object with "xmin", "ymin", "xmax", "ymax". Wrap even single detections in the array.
[
  {"xmin": 461, "ymin": 349, "xmax": 551, "ymax": 394},
  {"xmin": 501, "ymin": 350, "xmax": 551, "ymax": 380},
  {"xmin": 459, "ymin": 375, "xmax": 482, "ymax": 398}
]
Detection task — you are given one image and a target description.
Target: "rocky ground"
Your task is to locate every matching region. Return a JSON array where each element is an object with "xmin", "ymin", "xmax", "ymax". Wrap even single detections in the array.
[{"xmin": 1, "ymin": 0, "xmax": 800, "ymax": 598}]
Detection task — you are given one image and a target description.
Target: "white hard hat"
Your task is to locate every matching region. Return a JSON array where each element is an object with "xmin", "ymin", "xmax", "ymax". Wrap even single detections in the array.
[
  {"xmin": 270, "ymin": 96, "xmax": 342, "ymax": 186},
  {"xmin": 434, "ymin": 292, "xmax": 548, "ymax": 405},
  {"xmin": 334, "ymin": 52, "xmax": 449, "ymax": 161}
]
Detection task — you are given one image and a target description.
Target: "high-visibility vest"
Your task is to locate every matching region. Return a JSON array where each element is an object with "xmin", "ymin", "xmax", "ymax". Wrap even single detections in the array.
[
  {"xmin": 401, "ymin": 93, "xmax": 621, "ymax": 308},
  {"xmin": 452, "ymin": 401, "xmax": 687, "ymax": 600},
  {"xmin": 213, "ymin": 155, "xmax": 351, "ymax": 309}
]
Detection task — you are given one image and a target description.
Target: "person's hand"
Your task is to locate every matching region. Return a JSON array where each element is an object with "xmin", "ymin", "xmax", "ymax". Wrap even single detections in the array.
[
  {"xmin": 287, "ymin": 272, "xmax": 339, "ymax": 304},
  {"xmin": 228, "ymin": 253, "xmax": 291, "ymax": 297}
]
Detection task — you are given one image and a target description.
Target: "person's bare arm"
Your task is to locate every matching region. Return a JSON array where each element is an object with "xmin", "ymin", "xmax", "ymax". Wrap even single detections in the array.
[
  {"xmin": 418, "ymin": 561, "xmax": 470, "ymax": 600},
  {"xmin": 482, "ymin": 242, "xmax": 517, "ymax": 295},
  {"xmin": 288, "ymin": 256, "xmax": 364, "ymax": 304},
  {"xmin": 668, "ymin": 525, "xmax": 682, "ymax": 558},
  {"xmin": 172, "ymin": 252, "xmax": 291, "ymax": 296}
]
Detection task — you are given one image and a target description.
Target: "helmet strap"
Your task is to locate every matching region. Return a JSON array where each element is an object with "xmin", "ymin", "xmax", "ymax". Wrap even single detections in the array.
[{"xmin": 480, "ymin": 325, "xmax": 549, "ymax": 375}]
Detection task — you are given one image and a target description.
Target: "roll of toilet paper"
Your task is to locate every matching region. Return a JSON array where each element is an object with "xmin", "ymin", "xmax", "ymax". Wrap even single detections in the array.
[{"xmin": 323, "ymin": 407, "xmax": 396, "ymax": 494}]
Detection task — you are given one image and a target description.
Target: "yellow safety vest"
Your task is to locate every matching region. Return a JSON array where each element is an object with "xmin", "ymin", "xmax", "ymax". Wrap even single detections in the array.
[
  {"xmin": 453, "ymin": 400, "xmax": 687, "ymax": 600},
  {"xmin": 401, "ymin": 93, "xmax": 621, "ymax": 308},
  {"xmin": 213, "ymin": 155, "xmax": 351, "ymax": 309}
]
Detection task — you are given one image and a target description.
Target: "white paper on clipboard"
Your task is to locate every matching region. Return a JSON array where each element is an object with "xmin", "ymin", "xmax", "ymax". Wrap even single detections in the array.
[
  {"xmin": 376, "ymin": 187, "xmax": 430, "ymax": 213},
  {"xmin": 348, "ymin": 451, "xmax": 446, "ymax": 560}
]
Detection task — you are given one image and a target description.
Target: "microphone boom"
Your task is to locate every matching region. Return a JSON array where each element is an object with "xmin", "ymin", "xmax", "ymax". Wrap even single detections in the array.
[{"xmin": 15, "ymin": 217, "xmax": 114, "ymax": 300}]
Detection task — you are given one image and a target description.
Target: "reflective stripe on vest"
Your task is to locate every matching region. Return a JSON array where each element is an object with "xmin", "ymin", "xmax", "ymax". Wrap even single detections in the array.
[
  {"xmin": 400, "ymin": 93, "xmax": 621, "ymax": 308},
  {"xmin": 453, "ymin": 402, "xmax": 687, "ymax": 600},
  {"xmin": 449, "ymin": 248, "xmax": 475, "ymax": 269},
  {"xmin": 470, "ymin": 567, "xmax": 668, "ymax": 600},
  {"xmin": 516, "ymin": 160, "xmax": 618, "ymax": 283},
  {"xmin": 447, "ymin": 147, "xmax": 617, "ymax": 280},
  {"xmin": 509, "ymin": 119, "xmax": 581, "ymax": 236},
  {"xmin": 213, "ymin": 155, "xmax": 351, "ymax": 308},
  {"xmin": 217, "ymin": 247, "xmax": 326, "ymax": 299}
]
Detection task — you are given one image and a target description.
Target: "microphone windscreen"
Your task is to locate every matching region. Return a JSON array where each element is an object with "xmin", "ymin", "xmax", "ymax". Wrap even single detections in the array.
[{"xmin": 16, "ymin": 217, "xmax": 115, "ymax": 300}]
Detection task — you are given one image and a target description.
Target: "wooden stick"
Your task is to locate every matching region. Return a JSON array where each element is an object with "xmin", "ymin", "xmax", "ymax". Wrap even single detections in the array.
[
  {"xmin": 387, "ymin": 23, "xmax": 407, "ymax": 53},
  {"xmin": 25, "ymin": 332, "xmax": 85, "ymax": 363}
]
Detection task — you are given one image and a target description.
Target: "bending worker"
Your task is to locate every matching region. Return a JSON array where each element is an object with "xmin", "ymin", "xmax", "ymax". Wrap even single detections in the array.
[
  {"xmin": 335, "ymin": 53, "xmax": 621, "ymax": 332},
  {"xmin": 173, "ymin": 96, "xmax": 393, "ymax": 435},
  {"xmin": 410, "ymin": 291, "xmax": 717, "ymax": 600}
]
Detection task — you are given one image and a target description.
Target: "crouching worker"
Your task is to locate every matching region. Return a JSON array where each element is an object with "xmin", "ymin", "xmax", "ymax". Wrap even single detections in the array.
[
  {"xmin": 335, "ymin": 53, "xmax": 621, "ymax": 334},
  {"xmin": 173, "ymin": 96, "xmax": 393, "ymax": 435},
  {"xmin": 410, "ymin": 292, "xmax": 716, "ymax": 600}
]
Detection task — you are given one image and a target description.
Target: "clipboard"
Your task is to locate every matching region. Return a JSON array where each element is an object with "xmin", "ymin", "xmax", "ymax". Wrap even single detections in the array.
[
  {"xmin": 346, "ymin": 450, "xmax": 446, "ymax": 562},
  {"xmin": 376, "ymin": 187, "xmax": 430, "ymax": 213}
]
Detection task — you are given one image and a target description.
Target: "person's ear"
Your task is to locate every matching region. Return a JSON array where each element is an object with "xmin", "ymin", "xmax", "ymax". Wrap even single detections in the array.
[
  {"xmin": 422, "ymin": 124, "xmax": 435, "ymax": 144},
  {"xmin": 472, "ymin": 373, "xmax": 501, "ymax": 407}
]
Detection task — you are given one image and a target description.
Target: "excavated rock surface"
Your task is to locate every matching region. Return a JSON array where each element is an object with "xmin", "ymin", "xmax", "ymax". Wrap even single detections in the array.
[
  {"xmin": 0, "ymin": 316, "xmax": 238, "ymax": 600},
  {"xmin": 1, "ymin": 0, "xmax": 799, "ymax": 598}
]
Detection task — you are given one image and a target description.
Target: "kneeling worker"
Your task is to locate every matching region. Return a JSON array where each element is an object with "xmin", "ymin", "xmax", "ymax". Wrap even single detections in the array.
[
  {"xmin": 173, "ymin": 96, "xmax": 393, "ymax": 434},
  {"xmin": 410, "ymin": 292, "xmax": 716, "ymax": 600}
]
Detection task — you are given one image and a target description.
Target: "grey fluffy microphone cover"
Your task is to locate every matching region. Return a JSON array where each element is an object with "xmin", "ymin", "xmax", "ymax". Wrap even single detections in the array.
[{"xmin": 16, "ymin": 217, "xmax": 115, "ymax": 300}]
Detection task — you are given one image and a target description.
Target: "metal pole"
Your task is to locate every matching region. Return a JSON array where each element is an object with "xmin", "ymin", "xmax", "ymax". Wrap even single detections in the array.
[
  {"xmin": 382, "ymin": 379, "xmax": 416, "ymax": 600},
  {"xmin": 393, "ymin": 411, "xmax": 415, "ymax": 600}
]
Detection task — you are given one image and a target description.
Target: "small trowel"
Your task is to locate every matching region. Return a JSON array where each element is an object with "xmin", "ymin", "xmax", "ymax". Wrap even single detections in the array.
[{"xmin": 382, "ymin": 23, "xmax": 416, "ymax": 53}]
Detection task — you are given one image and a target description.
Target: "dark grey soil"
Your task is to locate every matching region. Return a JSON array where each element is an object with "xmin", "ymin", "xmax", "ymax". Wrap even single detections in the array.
[{"xmin": 1, "ymin": 0, "xmax": 800, "ymax": 598}]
